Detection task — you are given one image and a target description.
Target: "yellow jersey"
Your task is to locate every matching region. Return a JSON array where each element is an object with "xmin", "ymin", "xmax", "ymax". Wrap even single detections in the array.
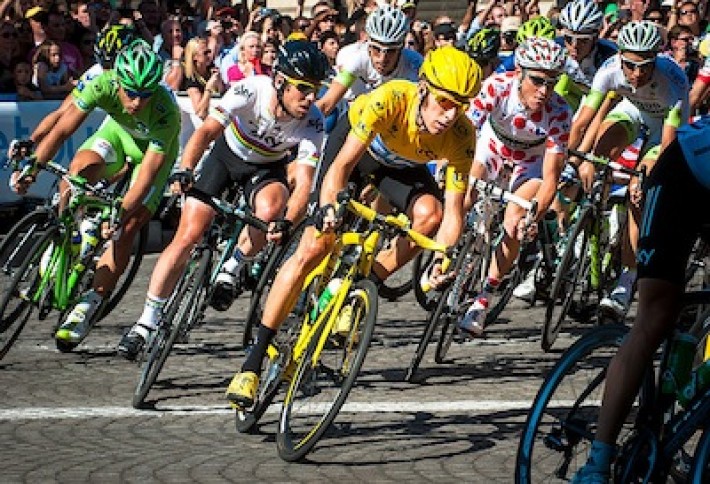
[{"xmin": 348, "ymin": 80, "xmax": 475, "ymax": 193}]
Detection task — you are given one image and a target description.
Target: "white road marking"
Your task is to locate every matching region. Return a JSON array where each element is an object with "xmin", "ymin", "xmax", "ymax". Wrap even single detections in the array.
[{"xmin": 0, "ymin": 400, "xmax": 590, "ymax": 421}]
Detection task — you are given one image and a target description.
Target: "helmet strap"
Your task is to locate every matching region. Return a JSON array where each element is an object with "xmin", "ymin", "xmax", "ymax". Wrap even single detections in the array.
[
  {"xmin": 416, "ymin": 82, "xmax": 431, "ymax": 133},
  {"xmin": 274, "ymin": 74, "xmax": 293, "ymax": 118}
]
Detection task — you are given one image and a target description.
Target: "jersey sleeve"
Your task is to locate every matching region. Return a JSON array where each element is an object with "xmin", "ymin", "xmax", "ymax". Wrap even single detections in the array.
[
  {"xmin": 349, "ymin": 86, "xmax": 401, "ymax": 144},
  {"xmin": 469, "ymin": 75, "xmax": 504, "ymax": 130},
  {"xmin": 698, "ymin": 56, "xmax": 710, "ymax": 85},
  {"xmin": 334, "ymin": 45, "xmax": 365, "ymax": 89},
  {"xmin": 209, "ymin": 78, "xmax": 256, "ymax": 126},
  {"xmin": 545, "ymin": 98, "xmax": 572, "ymax": 155},
  {"xmin": 443, "ymin": 119, "xmax": 476, "ymax": 193},
  {"xmin": 71, "ymin": 71, "xmax": 107, "ymax": 112},
  {"xmin": 293, "ymin": 114, "xmax": 325, "ymax": 168},
  {"xmin": 587, "ymin": 59, "xmax": 616, "ymax": 109},
  {"xmin": 147, "ymin": 89, "xmax": 181, "ymax": 155}
]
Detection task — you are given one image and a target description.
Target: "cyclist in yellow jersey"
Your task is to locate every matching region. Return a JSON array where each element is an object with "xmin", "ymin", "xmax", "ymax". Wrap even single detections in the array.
[{"xmin": 225, "ymin": 46, "xmax": 481, "ymax": 408}]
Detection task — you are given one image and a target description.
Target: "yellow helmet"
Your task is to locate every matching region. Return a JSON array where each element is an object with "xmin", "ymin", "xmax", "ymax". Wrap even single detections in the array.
[{"xmin": 420, "ymin": 46, "xmax": 482, "ymax": 101}]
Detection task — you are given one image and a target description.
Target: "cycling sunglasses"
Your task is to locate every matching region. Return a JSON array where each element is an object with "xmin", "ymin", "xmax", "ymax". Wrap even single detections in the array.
[
  {"xmin": 123, "ymin": 87, "xmax": 153, "ymax": 99},
  {"xmin": 368, "ymin": 42, "xmax": 402, "ymax": 55},
  {"xmin": 282, "ymin": 74, "xmax": 320, "ymax": 96},
  {"xmin": 526, "ymin": 72, "xmax": 559, "ymax": 89},
  {"xmin": 563, "ymin": 34, "xmax": 594, "ymax": 45},
  {"xmin": 427, "ymin": 83, "xmax": 469, "ymax": 111},
  {"xmin": 620, "ymin": 56, "xmax": 655, "ymax": 72}
]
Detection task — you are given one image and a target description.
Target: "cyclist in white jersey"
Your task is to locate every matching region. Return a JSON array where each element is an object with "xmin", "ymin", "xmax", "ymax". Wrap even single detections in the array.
[
  {"xmin": 568, "ymin": 21, "xmax": 689, "ymax": 319},
  {"xmin": 554, "ymin": 0, "xmax": 618, "ymax": 111},
  {"xmin": 459, "ymin": 37, "xmax": 571, "ymax": 335},
  {"xmin": 315, "ymin": 5, "xmax": 423, "ymax": 116},
  {"xmin": 690, "ymin": 54, "xmax": 710, "ymax": 113},
  {"xmin": 118, "ymin": 41, "xmax": 329, "ymax": 359}
]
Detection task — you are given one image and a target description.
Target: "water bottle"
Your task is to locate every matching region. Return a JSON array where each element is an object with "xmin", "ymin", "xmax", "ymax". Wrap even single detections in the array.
[
  {"xmin": 70, "ymin": 230, "xmax": 82, "ymax": 257},
  {"xmin": 310, "ymin": 278, "xmax": 342, "ymax": 320},
  {"xmin": 79, "ymin": 215, "xmax": 101, "ymax": 259},
  {"xmin": 679, "ymin": 359, "xmax": 710, "ymax": 408},
  {"xmin": 661, "ymin": 332, "xmax": 698, "ymax": 395}
]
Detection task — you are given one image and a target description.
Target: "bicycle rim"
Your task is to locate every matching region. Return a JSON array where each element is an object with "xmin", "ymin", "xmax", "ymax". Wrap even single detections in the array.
[
  {"xmin": 276, "ymin": 279, "xmax": 377, "ymax": 462},
  {"xmin": 516, "ymin": 324, "xmax": 634, "ymax": 483},
  {"xmin": 0, "ymin": 228, "xmax": 57, "ymax": 360},
  {"xmin": 132, "ymin": 249, "xmax": 210, "ymax": 408},
  {"xmin": 543, "ymin": 211, "xmax": 592, "ymax": 352},
  {"xmin": 235, "ymin": 344, "xmax": 287, "ymax": 433},
  {"xmin": 243, "ymin": 221, "xmax": 305, "ymax": 349}
]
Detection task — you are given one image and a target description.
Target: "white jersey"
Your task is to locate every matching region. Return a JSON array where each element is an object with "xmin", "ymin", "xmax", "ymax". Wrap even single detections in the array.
[
  {"xmin": 591, "ymin": 53, "xmax": 689, "ymax": 121},
  {"xmin": 334, "ymin": 41, "xmax": 423, "ymax": 101},
  {"xmin": 564, "ymin": 54, "xmax": 597, "ymax": 88},
  {"xmin": 209, "ymin": 75, "xmax": 324, "ymax": 167}
]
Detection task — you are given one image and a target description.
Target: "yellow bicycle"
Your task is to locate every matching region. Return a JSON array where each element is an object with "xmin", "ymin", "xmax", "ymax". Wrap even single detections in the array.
[{"xmin": 235, "ymin": 189, "xmax": 450, "ymax": 462}]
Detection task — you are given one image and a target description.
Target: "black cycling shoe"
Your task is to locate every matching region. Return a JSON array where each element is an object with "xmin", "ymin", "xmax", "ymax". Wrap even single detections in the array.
[
  {"xmin": 118, "ymin": 329, "xmax": 148, "ymax": 361},
  {"xmin": 210, "ymin": 272, "xmax": 240, "ymax": 311}
]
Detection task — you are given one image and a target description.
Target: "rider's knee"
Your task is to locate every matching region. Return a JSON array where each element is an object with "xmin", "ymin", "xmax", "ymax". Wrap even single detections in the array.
[{"xmin": 410, "ymin": 196, "xmax": 442, "ymax": 234}]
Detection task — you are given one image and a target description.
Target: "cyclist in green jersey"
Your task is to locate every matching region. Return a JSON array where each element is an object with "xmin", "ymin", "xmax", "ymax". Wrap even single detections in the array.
[{"xmin": 9, "ymin": 39, "xmax": 181, "ymax": 349}]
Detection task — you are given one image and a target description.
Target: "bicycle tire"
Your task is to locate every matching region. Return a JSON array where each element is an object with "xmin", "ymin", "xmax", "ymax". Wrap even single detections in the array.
[
  {"xmin": 242, "ymin": 220, "xmax": 306, "ymax": 349},
  {"xmin": 690, "ymin": 422, "xmax": 710, "ymax": 483},
  {"xmin": 276, "ymin": 278, "xmax": 378, "ymax": 462},
  {"xmin": 0, "ymin": 228, "xmax": 57, "ymax": 360},
  {"xmin": 486, "ymin": 265, "xmax": 522, "ymax": 325},
  {"xmin": 378, "ymin": 268, "xmax": 413, "ymax": 301},
  {"xmin": 542, "ymin": 207, "xmax": 592, "ymax": 352},
  {"xmin": 515, "ymin": 323, "xmax": 652, "ymax": 483},
  {"xmin": 406, "ymin": 283, "xmax": 451, "ymax": 382},
  {"xmin": 132, "ymin": 248, "xmax": 211, "ymax": 408},
  {"xmin": 0, "ymin": 208, "xmax": 54, "ymax": 274},
  {"xmin": 101, "ymin": 223, "xmax": 148, "ymax": 319},
  {"xmin": 435, "ymin": 233, "xmax": 487, "ymax": 364},
  {"xmin": 412, "ymin": 250, "xmax": 438, "ymax": 312}
]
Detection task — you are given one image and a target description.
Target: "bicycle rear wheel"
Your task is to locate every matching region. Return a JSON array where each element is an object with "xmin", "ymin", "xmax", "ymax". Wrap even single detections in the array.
[
  {"xmin": 542, "ymin": 208, "xmax": 592, "ymax": 352},
  {"xmin": 132, "ymin": 248, "xmax": 211, "ymax": 408},
  {"xmin": 515, "ymin": 324, "xmax": 652, "ymax": 483},
  {"xmin": 276, "ymin": 278, "xmax": 378, "ymax": 462},
  {"xmin": 0, "ymin": 208, "xmax": 54, "ymax": 276},
  {"xmin": 0, "ymin": 228, "xmax": 57, "ymax": 360}
]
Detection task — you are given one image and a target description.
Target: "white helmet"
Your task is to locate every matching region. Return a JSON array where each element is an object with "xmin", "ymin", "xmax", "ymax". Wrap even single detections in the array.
[
  {"xmin": 366, "ymin": 5, "xmax": 409, "ymax": 46},
  {"xmin": 515, "ymin": 37, "xmax": 567, "ymax": 72},
  {"xmin": 617, "ymin": 21, "xmax": 662, "ymax": 53},
  {"xmin": 559, "ymin": 0, "xmax": 603, "ymax": 34}
]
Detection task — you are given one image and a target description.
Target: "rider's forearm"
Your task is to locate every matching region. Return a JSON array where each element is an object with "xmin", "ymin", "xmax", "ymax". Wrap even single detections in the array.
[
  {"xmin": 284, "ymin": 183, "xmax": 310, "ymax": 225},
  {"xmin": 435, "ymin": 192, "xmax": 465, "ymax": 248}
]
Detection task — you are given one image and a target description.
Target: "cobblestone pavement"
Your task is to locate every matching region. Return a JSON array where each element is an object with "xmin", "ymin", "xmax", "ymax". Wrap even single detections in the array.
[{"xmin": 0, "ymin": 254, "xmax": 627, "ymax": 483}]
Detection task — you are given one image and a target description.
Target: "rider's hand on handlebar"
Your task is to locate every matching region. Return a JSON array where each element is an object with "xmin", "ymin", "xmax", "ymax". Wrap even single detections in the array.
[
  {"xmin": 8, "ymin": 157, "xmax": 37, "ymax": 195},
  {"xmin": 577, "ymin": 160, "xmax": 595, "ymax": 193},
  {"xmin": 8, "ymin": 139, "xmax": 34, "ymax": 162},
  {"xmin": 267, "ymin": 218, "xmax": 292, "ymax": 243},
  {"xmin": 423, "ymin": 257, "xmax": 454, "ymax": 290},
  {"xmin": 313, "ymin": 203, "xmax": 339, "ymax": 233},
  {"xmin": 168, "ymin": 169, "xmax": 194, "ymax": 194},
  {"xmin": 629, "ymin": 176, "xmax": 643, "ymax": 208},
  {"xmin": 517, "ymin": 217, "xmax": 538, "ymax": 242}
]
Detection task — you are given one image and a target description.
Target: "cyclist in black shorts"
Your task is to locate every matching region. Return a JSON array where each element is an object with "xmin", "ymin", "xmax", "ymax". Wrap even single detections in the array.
[{"xmin": 573, "ymin": 117, "xmax": 710, "ymax": 482}]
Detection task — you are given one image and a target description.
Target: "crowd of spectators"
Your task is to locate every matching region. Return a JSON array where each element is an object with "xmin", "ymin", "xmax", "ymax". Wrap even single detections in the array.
[{"xmin": 0, "ymin": 0, "xmax": 708, "ymax": 104}]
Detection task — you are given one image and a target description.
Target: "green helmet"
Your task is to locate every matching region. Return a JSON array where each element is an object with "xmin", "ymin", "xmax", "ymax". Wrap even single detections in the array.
[
  {"xmin": 516, "ymin": 17, "xmax": 556, "ymax": 44},
  {"xmin": 114, "ymin": 39, "xmax": 163, "ymax": 92}
]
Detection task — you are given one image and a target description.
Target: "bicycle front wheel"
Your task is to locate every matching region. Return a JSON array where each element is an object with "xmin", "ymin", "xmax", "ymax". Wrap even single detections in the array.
[
  {"xmin": 276, "ymin": 278, "xmax": 378, "ymax": 462},
  {"xmin": 0, "ymin": 228, "xmax": 57, "ymax": 360},
  {"xmin": 132, "ymin": 248, "xmax": 211, "ymax": 408},
  {"xmin": 516, "ymin": 324, "xmax": 644, "ymax": 483},
  {"xmin": 542, "ymin": 208, "xmax": 592, "ymax": 352}
]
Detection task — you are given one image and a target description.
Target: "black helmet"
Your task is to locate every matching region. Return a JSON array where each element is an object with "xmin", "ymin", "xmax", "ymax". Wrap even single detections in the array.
[
  {"xmin": 467, "ymin": 28, "xmax": 501, "ymax": 63},
  {"xmin": 95, "ymin": 24, "xmax": 136, "ymax": 67},
  {"xmin": 275, "ymin": 40, "xmax": 329, "ymax": 84}
]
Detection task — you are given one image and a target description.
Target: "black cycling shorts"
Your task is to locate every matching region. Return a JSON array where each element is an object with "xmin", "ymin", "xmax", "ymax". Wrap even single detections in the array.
[
  {"xmin": 191, "ymin": 135, "xmax": 288, "ymax": 208},
  {"xmin": 312, "ymin": 114, "xmax": 442, "ymax": 212},
  {"xmin": 637, "ymin": 138, "xmax": 710, "ymax": 285}
]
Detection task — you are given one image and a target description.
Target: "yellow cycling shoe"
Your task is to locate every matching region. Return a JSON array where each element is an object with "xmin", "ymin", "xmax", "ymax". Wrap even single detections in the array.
[{"xmin": 225, "ymin": 371, "xmax": 259, "ymax": 409}]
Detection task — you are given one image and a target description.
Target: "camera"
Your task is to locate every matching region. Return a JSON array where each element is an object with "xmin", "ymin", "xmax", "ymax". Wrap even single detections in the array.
[{"xmin": 260, "ymin": 7, "xmax": 275, "ymax": 17}]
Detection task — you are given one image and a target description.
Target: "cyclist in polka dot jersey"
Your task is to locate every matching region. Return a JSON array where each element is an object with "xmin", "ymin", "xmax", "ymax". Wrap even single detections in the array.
[{"xmin": 459, "ymin": 37, "xmax": 571, "ymax": 336}]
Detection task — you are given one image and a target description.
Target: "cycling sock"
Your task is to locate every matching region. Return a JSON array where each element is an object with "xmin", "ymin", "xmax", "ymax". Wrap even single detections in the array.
[
  {"xmin": 583, "ymin": 439, "xmax": 614, "ymax": 474},
  {"xmin": 242, "ymin": 324, "xmax": 277, "ymax": 374},
  {"xmin": 137, "ymin": 293, "xmax": 167, "ymax": 329},
  {"xmin": 222, "ymin": 248, "xmax": 245, "ymax": 275}
]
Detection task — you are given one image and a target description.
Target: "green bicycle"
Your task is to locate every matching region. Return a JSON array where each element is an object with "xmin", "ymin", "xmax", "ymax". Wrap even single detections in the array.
[{"xmin": 0, "ymin": 160, "xmax": 145, "ymax": 358}]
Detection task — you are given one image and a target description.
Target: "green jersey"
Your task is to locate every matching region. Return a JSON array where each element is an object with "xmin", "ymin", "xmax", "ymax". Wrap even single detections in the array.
[{"xmin": 72, "ymin": 71, "xmax": 180, "ymax": 156}]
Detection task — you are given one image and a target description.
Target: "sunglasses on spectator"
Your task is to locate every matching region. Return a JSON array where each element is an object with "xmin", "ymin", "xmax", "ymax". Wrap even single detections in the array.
[
  {"xmin": 680, "ymin": 9, "xmax": 698, "ymax": 15},
  {"xmin": 123, "ymin": 87, "xmax": 154, "ymax": 99},
  {"xmin": 282, "ymin": 74, "xmax": 320, "ymax": 96},
  {"xmin": 676, "ymin": 36, "xmax": 694, "ymax": 42},
  {"xmin": 369, "ymin": 42, "xmax": 402, "ymax": 55},
  {"xmin": 646, "ymin": 15, "xmax": 663, "ymax": 21},
  {"xmin": 437, "ymin": 34, "xmax": 456, "ymax": 42},
  {"xmin": 1, "ymin": 31, "xmax": 18, "ymax": 38},
  {"xmin": 564, "ymin": 34, "xmax": 594, "ymax": 45},
  {"xmin": 427, "ymin": 83, "xmax": 469, "ymax": 111},
  {"xmin": 321, "ymin": 15, "xmax": 336, "ymax": 22},
  {"xmin": 526, "ymin": 72, "xmax": 559, "ymax": 89},
  {"xmin": 621, "ymin": 56, "xmax": 655, "ymax": 71}
]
